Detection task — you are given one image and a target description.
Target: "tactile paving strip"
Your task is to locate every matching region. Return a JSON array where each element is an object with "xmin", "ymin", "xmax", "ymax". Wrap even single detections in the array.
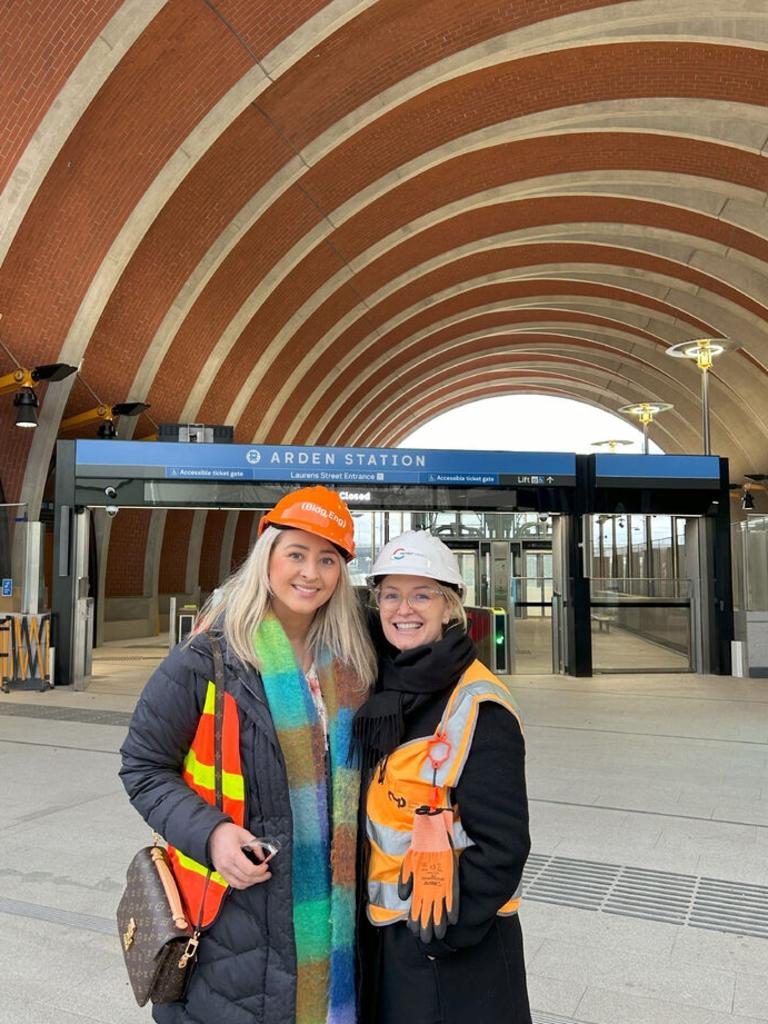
[{"xmin": 523, "ymin": 853, "xmax": 768, "ymax": 939}]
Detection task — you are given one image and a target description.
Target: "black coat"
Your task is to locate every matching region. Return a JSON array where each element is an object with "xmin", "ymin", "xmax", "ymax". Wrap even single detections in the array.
[
  {"xmin": 119, "ymin": 637, "xmax": 298, "ymax": 1024},
  {"xmin": 360, "ymin": 685, "xmax": 532, "ymax": 1024}
]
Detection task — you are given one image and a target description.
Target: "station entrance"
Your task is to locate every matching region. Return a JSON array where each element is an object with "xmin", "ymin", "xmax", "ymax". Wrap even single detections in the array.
[
  {"xmin": 50, "ymin": 440, "xmax": 732, "ymax": 686},
  {"xmin": 351, "ymin": 509, "xmax": 561, "ymax": 674},
  {"xmin": 353, "ymin": 509, "xmax": 701, "ymax": 676}
]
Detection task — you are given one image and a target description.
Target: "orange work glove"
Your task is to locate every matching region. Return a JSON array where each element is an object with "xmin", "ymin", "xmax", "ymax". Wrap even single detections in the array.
[{"xmin": 398, "ymin": 806, "xmax": 459, "ymax": 943}]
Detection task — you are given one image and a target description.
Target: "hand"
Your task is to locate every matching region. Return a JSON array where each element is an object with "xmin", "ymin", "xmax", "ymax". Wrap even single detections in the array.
[
  {"xmin": 208, "ymin": 823, "xmax": 272, "ymax": 890},
  {"xmin": 398, "ymin": 807, "xmax": 459, "ymax": 943}
]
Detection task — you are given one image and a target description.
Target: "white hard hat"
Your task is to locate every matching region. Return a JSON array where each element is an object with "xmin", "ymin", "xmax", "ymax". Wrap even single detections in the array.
[{"xmin": 368, "ymin": 530, "xmax": 465, "ymax": 595}]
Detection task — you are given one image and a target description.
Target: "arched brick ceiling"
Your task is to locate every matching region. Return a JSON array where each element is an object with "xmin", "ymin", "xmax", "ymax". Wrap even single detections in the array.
[{"xmin": 2, "ymin": 0, "xmax": 768, "ymax": 518}]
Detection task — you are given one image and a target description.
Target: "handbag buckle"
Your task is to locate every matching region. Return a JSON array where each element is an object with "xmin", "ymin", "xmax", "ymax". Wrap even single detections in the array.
[{"xmin": 178, "ymin": 934, "xmax": 199, "ymax": 969}]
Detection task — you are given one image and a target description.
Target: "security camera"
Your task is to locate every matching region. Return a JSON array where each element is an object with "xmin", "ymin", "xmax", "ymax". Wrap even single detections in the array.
[
  {"xmin": 538, "ymin": 514, "xmax": 549, "ymax": 523},
  {"xmin": 104, "ymin": 486, "xmax": 117, "ymax": 499},
  {"xmin": 105, "ymin": 505, "xmax": 119, "ymax": 518}
]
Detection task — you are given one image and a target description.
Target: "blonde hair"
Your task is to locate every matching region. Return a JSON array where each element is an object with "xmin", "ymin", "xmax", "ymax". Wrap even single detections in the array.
[
  {"xmin": 193, "ymin": 525, "xmax": 376, "ymax": 687},
  {"xmin": 442, "ymin": 586, "xmax": 468, "ymax": 631}
]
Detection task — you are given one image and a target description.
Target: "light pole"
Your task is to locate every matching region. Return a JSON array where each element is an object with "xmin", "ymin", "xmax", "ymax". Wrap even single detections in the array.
[
  {"xmin": 616, "ymin": 403, "xmax": 672, "ymax": 580},
  {"xmin": 590, "ymin": 443, "xmax": 634, "ymax": 582},
  {"xmin": 665, "ymin": 338, "xmax": 730, "ymax": 455},
  {"xmin": 617, "ymin": 402, "xmax": 673, "ymax": 454}
]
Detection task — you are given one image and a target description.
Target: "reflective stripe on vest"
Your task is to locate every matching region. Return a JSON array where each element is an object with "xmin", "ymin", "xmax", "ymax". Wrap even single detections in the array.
[
  {"xmin": 167, "ymin": 680, "xmax": 244, "ymax": 928},
  {"xmin": 366, "ymin": 660, "xmax": 523, "ymax": 927},
  {"xmin": 367, "ymin": 880, "xmax": 523, "ymax": 924}
]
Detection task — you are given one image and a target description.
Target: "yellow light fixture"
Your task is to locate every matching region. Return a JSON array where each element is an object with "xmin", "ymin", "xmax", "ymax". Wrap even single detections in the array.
[
  {"xmin": 617, "ymin": 401, "xmax": 673, "ymax": 453},
  {"xmin": 59, "ymin": 401, "xmax": 150, "ymax": 437},
  {"xmin": 0, "ymin": 362, "xmax": 79, "ymax": 397},
  {"xmin": 666, "ymin": 338, "xmax": 730, "ymax": 454},
  {"xmin": 667, "ymin": 337, "xmax": 728, "ymax": 372},
  {"xmin": 0, "ymin": 362, "xmax": 79, "ymax": 428},
  {"xmin": 591, "ymin": 439, "xmax": 634, "ymax": 453}
]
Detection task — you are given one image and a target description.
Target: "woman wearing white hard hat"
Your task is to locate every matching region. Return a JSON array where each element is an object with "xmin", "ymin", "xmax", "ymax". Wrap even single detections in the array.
[{"xmin": 353, "ymin": 530, "xmax": 532, "ymax": 1024}]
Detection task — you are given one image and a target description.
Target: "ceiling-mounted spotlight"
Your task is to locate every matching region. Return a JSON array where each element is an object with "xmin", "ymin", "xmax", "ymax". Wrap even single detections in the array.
[
  {"xmin": 97, "ymin": 419, "xmax": 118, "ymax": 439},
  {"xmin": 0, "ymin": 362, "xmax": 78, "ymax": 397},
  {"xmin": 60, "ymin": 401, "xmax": 151, "ymax": 438},
  {"xmin": 0, "ymin": 361, "xmax": 78, "ymax": 428},
  {"xmin": 13, "ymin": 387, "xmax": 38, "ymax": 428}
]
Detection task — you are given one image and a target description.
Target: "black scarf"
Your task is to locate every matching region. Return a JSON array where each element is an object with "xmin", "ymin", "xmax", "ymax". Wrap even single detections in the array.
[{"xmin": 351, "ymin": 618, "xmax": 476, "ymax": 773}]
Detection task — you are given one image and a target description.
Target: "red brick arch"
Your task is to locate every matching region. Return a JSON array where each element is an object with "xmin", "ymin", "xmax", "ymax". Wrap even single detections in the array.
[{"xmin": 3, "ymin": 1, "xmax": 768, "ymax": 617}]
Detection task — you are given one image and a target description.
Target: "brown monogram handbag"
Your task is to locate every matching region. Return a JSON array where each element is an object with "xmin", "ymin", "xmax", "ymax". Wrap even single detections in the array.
[{"xmin": 116, "ymin": 635, "xmax": 225, "ymax": 1006}]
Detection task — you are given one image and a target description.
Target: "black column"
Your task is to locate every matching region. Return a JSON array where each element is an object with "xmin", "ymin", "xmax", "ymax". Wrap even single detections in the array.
[
  {"xmin": 712, "ymin": 456, "xmax": 734, "ymax": 674},
  {"xmin": 52, "ymin": 440, "xmax": 76, "ymax": 685},
  {"xmin": 564, "ymin": 455, "xmax": 593, "ymax": 676}
]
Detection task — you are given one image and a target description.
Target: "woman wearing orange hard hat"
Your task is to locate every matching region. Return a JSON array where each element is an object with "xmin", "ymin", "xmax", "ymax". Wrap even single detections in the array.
[{"xmin": 120, "ymin": 485, "xmax": 375, "ymax": 1024}]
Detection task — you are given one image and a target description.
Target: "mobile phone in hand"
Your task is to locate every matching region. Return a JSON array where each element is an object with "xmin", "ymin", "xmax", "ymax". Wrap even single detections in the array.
[{"xmin": 241, "ymin": 839, "xmax": 280, "ymax": 864}]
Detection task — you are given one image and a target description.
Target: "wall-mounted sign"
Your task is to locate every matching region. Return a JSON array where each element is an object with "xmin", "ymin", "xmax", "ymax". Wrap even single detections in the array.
[
  {"xmin": 339, "ymin": 490, "xmax": 372, "ymax": 502},
  {"xmin": 594, "ymin": 454, "xmax": 721, "ymax": 488},
  {"xmin": 74, "ymin": 440, "xmax": 578, "ymax": 488}
]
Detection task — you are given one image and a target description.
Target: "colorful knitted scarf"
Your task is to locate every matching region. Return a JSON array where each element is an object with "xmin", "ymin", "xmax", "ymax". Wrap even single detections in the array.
[{"xmin": 254, "ymin": 612, "xmax": 363, "ymax": 1024}]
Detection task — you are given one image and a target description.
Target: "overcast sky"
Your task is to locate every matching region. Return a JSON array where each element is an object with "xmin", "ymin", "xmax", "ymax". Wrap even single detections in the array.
[{"xmin": 400, "ymin": 395, "xmax": 663, "ymax": 454}]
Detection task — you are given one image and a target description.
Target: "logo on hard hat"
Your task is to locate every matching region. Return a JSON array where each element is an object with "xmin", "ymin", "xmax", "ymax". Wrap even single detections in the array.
[
  {"xmin": 300, "ymin": 501, "xmax": 348, "ymax": 529},
  {"xmin": 245, "ymin": 449, "xmax": 261, "ymax": 465},
  {"xmin": 391, "ymin": 547, "xmax": 429, "ymax": 564}
]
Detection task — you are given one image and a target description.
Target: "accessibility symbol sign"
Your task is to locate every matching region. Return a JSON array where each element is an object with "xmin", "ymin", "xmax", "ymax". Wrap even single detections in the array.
[{"xmin": 1, "ymin": 579, "xmax": 12, "ymax": 597}]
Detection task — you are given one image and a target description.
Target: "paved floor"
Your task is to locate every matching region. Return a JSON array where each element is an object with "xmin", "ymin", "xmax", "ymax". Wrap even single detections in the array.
[
  {"xmin": 1, "ymin": 640, "xmax": 767, "ymax": 1023},
  {"xmin": 514, "ymin": 616, "xmax": 690, "ymax": 675}
]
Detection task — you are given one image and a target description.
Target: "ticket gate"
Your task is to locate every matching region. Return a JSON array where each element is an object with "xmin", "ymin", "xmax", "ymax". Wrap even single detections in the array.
[
  {"xmin": 466, "ymin": 606, "xmax": 509, "ymax": 674},
  {"xmin": 445, "ymin": 526, "xmax": 561, "ymax": 675}
]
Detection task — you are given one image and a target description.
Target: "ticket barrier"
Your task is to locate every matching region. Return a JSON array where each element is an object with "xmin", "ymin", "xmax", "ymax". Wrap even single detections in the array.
[
  {"xmin": 467, "ymin": 605, "xmax": 510, "ymax": 675},
  {"xmin": 0, "ymin": 612, "xmax": 53, "ymax": 693},
  {"xmin": 167, "ymin": 598, "xmax": 198, "ymax": 649},
  {"xmin": 178, "ymin": 607, "xmax": 197, "ymax": 645}
]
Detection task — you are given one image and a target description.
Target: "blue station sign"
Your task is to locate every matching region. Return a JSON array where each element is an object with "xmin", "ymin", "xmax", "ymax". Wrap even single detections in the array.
[
  {"xmin": 74, "ymin": 440, "xmax": 577, "ymax": 488},
  {"xmin": 594, "ymin": 453, "xmax": 721, "ymax": 488}
]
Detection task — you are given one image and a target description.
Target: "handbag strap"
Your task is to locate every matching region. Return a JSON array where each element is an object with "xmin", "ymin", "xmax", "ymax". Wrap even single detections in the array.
[{"xmin": 210, "ymin": 633, "xmax": 225, "ymax": 812}]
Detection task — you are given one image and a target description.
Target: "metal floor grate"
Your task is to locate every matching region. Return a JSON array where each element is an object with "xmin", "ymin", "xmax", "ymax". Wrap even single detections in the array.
[{"xmin": 524, "ymin": 853, "xmax": 768, "ymax": 939}]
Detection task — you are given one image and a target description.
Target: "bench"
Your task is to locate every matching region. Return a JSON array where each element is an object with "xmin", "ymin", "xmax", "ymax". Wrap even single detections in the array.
[{"xmin": 591, "ymin": 613, "xmax": 615, "ymax": 633}]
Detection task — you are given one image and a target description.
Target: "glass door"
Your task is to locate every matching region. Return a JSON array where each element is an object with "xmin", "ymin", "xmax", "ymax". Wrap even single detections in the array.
[
  {"xmin": 452, "ymin": 548, "xmax": 480, "ymax": 607},
  {"xmin": 512, "ymin": 547, "xmax": 554, "ymax": 674}
]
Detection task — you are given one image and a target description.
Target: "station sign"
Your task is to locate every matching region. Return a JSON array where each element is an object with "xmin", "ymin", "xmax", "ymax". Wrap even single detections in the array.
[
  {"xmin": 594, "ymin": 453, "xmax": 721, "ymax": 489},
  {"xmin": 74, "ymin": 440, "xmax": 577, "ymax": 488}
]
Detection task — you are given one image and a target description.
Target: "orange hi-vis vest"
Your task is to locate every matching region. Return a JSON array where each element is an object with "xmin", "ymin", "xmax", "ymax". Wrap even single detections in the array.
[
  {"xmin": 366, "ymin": 659, "xmax": 523, "ymax": 927},
  {"xmin": 167, "ymin": 680, "xmax": 245, "ymax": 928}
]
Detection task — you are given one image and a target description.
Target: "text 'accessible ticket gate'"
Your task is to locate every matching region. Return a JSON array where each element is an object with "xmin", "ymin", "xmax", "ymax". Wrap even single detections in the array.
[{"xmin": 53, "ymin": 440, "xmax": 732, "ymax": 685}]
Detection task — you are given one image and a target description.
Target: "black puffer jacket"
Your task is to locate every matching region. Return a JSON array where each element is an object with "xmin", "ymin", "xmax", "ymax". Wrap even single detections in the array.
[{"xmin": 119, "ymin": 636, "xmax": 297, "ymax": 1024}]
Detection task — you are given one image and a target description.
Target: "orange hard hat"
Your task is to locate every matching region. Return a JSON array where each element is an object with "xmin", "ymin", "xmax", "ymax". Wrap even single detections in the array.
[{"xmin": 258, "ymin": 485, "xmax": 356, "ymax": 561}]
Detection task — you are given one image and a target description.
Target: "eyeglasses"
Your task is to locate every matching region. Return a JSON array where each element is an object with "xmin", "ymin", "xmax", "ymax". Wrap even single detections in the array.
[{"xmin": 374, "ymin": 587, "xmax": 446, "ymax": 610}]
